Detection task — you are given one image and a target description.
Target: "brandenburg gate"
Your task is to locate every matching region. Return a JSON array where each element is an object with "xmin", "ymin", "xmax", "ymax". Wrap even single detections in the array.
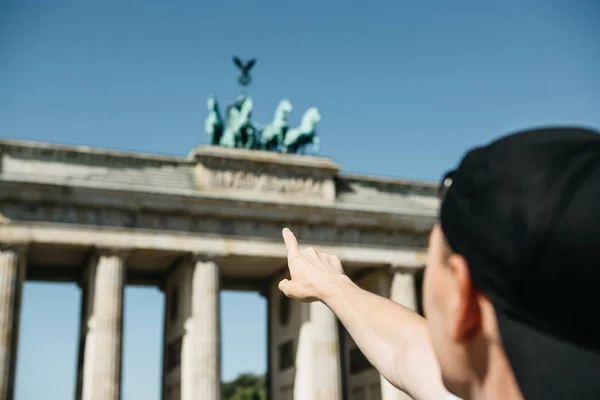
[{"xmin": 0, "ymin": 141, "xmax": 438, "ymax": 399}]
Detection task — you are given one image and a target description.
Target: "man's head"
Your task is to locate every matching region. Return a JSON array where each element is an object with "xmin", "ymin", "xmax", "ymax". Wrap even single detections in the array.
[
  {"xmin": 424, "ymin": 224, "xmax": 517, "ymax": 398},
  {"xmin": 422, "ymin": 127, "xmax": 600, "ymax": 399}
]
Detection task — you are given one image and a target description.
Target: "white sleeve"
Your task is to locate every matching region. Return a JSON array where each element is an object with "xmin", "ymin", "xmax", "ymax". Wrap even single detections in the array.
[{"xmin": 444, "ymin": 394, "xmax": 462, "ymax": 400}]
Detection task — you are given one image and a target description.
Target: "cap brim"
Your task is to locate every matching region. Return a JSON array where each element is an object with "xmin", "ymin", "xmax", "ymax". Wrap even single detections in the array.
[{"xmin": 496, "ymin": 309, "xmax": 600, "ymax": 399}]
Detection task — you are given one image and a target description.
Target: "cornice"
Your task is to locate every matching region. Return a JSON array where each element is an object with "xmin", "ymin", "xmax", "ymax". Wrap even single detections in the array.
[
  {"xmin": 0, "ymin": 178, "xmax": 438, "ymax": 222},
  {"xmin": 0, "ymin": 138, "xmax": 187, "ymax": 167}
]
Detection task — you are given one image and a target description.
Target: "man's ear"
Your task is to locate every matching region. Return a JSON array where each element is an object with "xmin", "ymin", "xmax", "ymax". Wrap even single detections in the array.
[{"xmin": 447, "ymin": 254, "xmax": 481, "ymax": 342}]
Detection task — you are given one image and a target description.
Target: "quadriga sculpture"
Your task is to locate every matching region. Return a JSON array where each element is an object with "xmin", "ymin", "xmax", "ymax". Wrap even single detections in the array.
[
  {"xmin": 205, "ymin": 96, "xmax": 223, "ymax": 146},
  {"xmin": 281, "ymin": 107, "xmax": 321, "ymax": 154},
  {"xmin": 204, "ymin": 95, "xmax": 321, "ymax": 155},
  {"xmin": 220, "ymin": 97, "xmax": 255, "ymax": 148},
  {"xmin": 260, "ymin": 99, "xmax": 293, "ymax": 151}
]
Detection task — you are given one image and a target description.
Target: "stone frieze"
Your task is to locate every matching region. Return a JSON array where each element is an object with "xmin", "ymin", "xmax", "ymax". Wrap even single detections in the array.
[{"xmin": 0, "ymin": 202, "xmax": 429, "ymax": 248}]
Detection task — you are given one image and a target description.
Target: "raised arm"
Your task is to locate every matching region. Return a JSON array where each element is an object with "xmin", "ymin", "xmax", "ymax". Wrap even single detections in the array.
[{"xmin": 278, "ymin": 228, "xmax": 452, "ymax": 400}]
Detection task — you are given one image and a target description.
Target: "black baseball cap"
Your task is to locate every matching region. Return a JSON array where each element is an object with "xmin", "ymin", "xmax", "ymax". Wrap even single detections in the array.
[{"xmin": 438, "ymin": 126, "xmax": 600, "ymax": 399}]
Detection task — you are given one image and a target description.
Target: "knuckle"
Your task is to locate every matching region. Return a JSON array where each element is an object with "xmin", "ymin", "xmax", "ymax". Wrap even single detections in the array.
[{"xmin": 303, "ymin": 247, "xmax": 318, "ymax": 256}]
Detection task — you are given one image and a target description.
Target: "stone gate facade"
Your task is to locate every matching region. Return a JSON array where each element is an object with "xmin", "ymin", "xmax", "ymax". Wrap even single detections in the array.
[{"xmin": 0, "ymin": 139, "xmax": 439, "ymax": 400}]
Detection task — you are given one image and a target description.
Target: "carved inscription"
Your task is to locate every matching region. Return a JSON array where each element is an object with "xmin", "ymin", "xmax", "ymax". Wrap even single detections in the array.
[
  {"xmin": 212, "ymin": 169, "xmax": 258, "ymax": 190},
  {"xmin": 209, "ymin": 168, "xmax": 326, "ymax": 198}
]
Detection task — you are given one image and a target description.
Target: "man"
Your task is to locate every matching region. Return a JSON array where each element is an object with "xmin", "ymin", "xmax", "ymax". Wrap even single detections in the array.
[{"xmin": 278, "ymin": 126, "xmax": 600, "ymax": 400}]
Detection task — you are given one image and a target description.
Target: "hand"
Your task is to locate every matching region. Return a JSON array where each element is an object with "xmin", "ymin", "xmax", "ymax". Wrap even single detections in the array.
[{"xmin": 278, "ymin": 228, "xmax": 347, "ymax": 302}]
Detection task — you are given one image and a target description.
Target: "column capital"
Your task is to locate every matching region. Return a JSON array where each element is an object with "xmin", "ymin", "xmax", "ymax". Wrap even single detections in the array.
[
  {"xmin": 388, "ymin": 264, "xmax": 423, "ymax": 275},
  {"xmin": 189, "ymin": 252, "xmax": 220, "ymax": 265},
  {"xmin": 95, "ymin": 247, "xmax": 133, "ymax": 261},
  {"xmin": 0, "ymin": 242, "xmax": 28, "ymax": 256},
  {"xmin": 388, "ymin": 266, "xmax": 419, "ymax": 312}
]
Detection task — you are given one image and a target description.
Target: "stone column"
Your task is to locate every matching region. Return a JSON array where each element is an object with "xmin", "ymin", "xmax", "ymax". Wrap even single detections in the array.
[
  {"xmin": 80, "ymin": 251, "xmax": 126, "ymax": 400},
  {"xmin": 381, "ymin": 269, "xmax": 418, "ymax": 400},
  {"xmin": 389, "ymin": 270, "xmax": 418, "ymax": 311},
  {"xmin": 0, "ymin": 246, "xmax": 25, "ymax": 400},
  {"xmin": 181, "ymin": 257, "xmax": 220, "ymax": 400},
  {"xmin": 310, "ymin": 301, "xmax": 342, "ymax": 400}
]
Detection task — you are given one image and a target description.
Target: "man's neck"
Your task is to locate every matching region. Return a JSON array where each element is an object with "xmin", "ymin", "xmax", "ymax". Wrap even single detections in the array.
[{"xmin": 468, "ymin": 348, "xmax": 523, "ymax": 400}]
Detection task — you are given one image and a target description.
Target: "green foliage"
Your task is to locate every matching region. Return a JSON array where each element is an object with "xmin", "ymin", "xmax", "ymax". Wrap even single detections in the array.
[{"xmin": 221, "ymin": 373, "xmax": 266, "ymax": 400}]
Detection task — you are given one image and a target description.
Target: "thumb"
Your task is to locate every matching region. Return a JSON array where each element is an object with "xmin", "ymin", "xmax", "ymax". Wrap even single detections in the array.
[{"xmin": 278, "ymin": 278, "xmax": 305, "ymax": 299}]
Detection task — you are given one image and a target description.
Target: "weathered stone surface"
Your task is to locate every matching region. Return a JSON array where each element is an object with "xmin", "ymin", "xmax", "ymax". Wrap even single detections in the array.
[
  {"xmin": 0, "ymin": 139, "xmax": 439, "ymax": 214},
  {"xmin": 378, "ymin": 270, "xmax": 419, "ymax": 400},
  {"xmin": 0, "ymin": 201, "xmax": 430, "ymax": 249},
  {"xmin": 191, "ymin": 145, "xmax": 338, "ymax": 204},
  {"xmin": 0, "ymin": 224, "xmax": 429, "ymax": 271},
  {"xmin": 0, "ymin": 248, "xmax": 23, "ymax": 400},
  {"xmin": 80, "ymin": 253, "xmax": 125, "ymax": 400},
  {"xmin": 0, "ymin": 139, "xmax": 438, "ymax": 400},
  {"xmin": 310, "ymin": 301, "xmax": 342, "ymax": 400},
  {"xmin": 336, "ymin": 174, "xmax": 439, "ymax": 211},
  {"xmin": 389, "ymin": 270, "xmax": 418, "ymax": 311},
  {"xmin": 186, "ymin": 259, "xmax": 220, "ymax": 399}
]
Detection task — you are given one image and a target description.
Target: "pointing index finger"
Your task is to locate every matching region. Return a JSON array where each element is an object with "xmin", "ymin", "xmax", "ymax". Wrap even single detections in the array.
[{"xmin": 282, "ymin": 228, "xmax": 300, "ymax": 260}]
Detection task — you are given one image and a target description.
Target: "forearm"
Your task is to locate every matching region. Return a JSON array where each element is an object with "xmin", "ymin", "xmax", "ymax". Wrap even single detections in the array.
[{"xmin": 322, "ymin": 275, "xmax": 449, "ymax": 400}]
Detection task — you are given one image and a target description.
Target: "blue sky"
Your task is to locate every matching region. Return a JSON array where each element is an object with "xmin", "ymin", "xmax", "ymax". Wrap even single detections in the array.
[{"xmin": 1, "ymin": 1, "xmax": 599, "ymax": 399}]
